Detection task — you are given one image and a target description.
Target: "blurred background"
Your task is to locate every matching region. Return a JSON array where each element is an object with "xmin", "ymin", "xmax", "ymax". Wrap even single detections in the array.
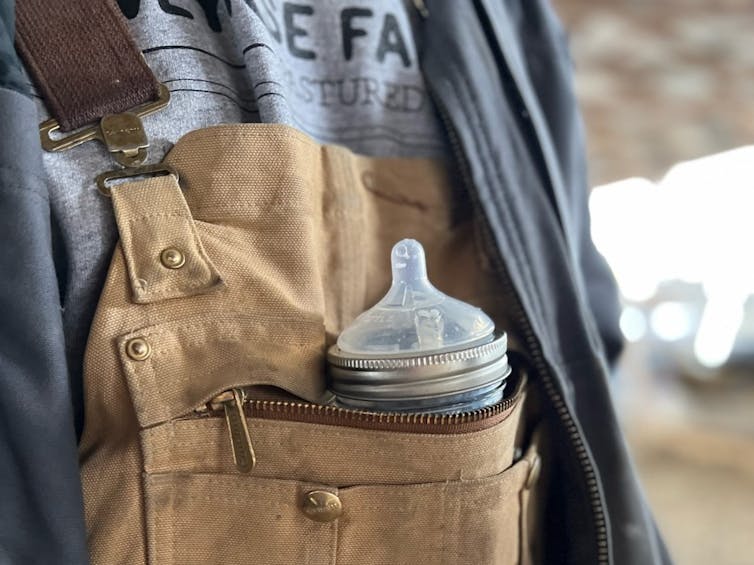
[{"xmin": 553, "ymin": 1, "xmax": 754, "ymax": 563}]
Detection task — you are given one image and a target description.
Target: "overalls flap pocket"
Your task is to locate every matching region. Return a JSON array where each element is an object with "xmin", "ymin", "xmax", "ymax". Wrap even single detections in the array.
[{"xmin": 116, "ymin": 313, "xmax": 328, "ymax": 428}]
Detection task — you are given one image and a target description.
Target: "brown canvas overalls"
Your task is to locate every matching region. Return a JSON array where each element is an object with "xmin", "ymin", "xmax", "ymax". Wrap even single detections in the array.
[{"xmin": 79, "ymin": 124, "xmax": 542, "ymax": 564}]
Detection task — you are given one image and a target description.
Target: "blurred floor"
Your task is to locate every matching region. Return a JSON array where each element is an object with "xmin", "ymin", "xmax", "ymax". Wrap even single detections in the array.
[
  {"xmin": 630, "ymin": 433, "xmax": 754, "ymax": 565},
  {"xmin": 616, "ymin": 341, "xmax": 754, "ymax": 564},
  {"xmin": 553, "ymin": 1, "xmax": 754, "ymax": 563}
]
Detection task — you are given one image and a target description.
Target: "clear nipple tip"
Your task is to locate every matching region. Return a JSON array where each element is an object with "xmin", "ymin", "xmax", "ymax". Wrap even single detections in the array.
[{"xmin": 336, "ymin": 239, "xmax": 495, "ymax": 356}]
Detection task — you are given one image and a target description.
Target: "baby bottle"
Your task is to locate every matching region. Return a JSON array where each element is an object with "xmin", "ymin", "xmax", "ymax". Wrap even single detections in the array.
[{"xmin": 327, "ymin": 239, "xmax": 511, "ymax": 413}]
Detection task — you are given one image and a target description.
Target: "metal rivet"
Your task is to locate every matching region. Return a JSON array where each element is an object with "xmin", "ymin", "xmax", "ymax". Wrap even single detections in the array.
[
  {"xmin": 126, "ymin": 338, "xmax": 152, "ymax": 361},
  {"xmin": 160, "ymin": 248, "xmax": 185, "ymax": 269},
  {"xmin": 525, "ymin": 453, "xmax": 541, "ymax": 490},
  {"xmin": 302, "ymin": 490, "xmax": 342, "ymax": 522}
]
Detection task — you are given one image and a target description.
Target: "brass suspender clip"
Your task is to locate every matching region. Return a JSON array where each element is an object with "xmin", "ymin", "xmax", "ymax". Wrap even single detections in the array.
[{"xmin": 39, "ymin": 83, "xmax": 170, "ymax": 167}]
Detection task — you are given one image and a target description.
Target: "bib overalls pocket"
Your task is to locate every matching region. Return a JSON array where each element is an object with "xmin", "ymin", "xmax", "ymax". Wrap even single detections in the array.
[{"xmin": 79, "ymin": 125, "xmax": 541, "ymax": 565}]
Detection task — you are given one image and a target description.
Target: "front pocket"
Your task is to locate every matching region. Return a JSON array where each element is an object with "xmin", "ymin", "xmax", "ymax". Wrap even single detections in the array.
[
  {"xmin": 137, "ymin": 372, "xmax": 530, "ymax": 565},
  {"xmin": 118, "ymin": 312, "xmax": 531, "ymax": 564},
  {"xmin": 145, "ymin": 458, "xmax": 532, "ymax": 565}
]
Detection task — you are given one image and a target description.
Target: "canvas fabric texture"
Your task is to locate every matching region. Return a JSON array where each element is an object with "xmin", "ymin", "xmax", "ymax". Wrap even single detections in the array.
[{"xmin": 79, "ymin": 124, "xmax": 540, "ymax": 564}]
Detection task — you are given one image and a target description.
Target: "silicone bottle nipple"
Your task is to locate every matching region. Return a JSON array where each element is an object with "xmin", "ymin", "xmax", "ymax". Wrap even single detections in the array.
[{"xmin": 336, "ymin": 239, "xmax": 495, "ymax": 356}]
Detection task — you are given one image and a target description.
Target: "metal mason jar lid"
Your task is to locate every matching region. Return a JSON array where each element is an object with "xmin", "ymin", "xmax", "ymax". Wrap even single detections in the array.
[{"xmin": 327, "ymin": 332, "xmax": 511, "ymax": 403}]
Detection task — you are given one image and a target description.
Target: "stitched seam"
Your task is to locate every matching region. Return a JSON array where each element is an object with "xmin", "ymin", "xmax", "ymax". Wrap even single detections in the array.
[
  {"xmin": 123, "ymin": 320, "xmax": 322, "ymax": 339},
  {"xmin": 169, "ymin": 123, "xmax": 321, "ymax": 152},
  {"xmin": 132, "ymin": 276, "xmax": 219, "ymax": 295},
  {"xmin": 167, "ymin": 417, "xmax": 518, "ymax": 442},
  {"xmin": 126, "ymin": 212, "xmax": 191, "ymax": 222}
]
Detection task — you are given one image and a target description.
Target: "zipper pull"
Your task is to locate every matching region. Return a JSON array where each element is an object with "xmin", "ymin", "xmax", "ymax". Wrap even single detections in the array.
[
  {"xmin": 412, "ymin": 0, "xmax": 429, "ymax": 19},
  {"xmin": 212, "ymin": 388, "xmax": 256, "ymax": 472}
]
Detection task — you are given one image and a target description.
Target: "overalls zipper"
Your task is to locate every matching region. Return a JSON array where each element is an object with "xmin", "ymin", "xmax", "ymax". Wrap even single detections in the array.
[{"xmin": 194, "ymin": 378, "xmax": 524, "ymax": 474}]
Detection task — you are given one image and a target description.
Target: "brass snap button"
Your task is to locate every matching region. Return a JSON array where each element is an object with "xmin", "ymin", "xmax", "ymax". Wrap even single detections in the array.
[
  {"xmin": 302, "ymin": 490, "xmax": 342, "ymax": 522},
  {"xmin": 525, "ymin": 453, "xmax": 541, "ymax": 490},
  {"xmin": 160, "ymin": 248, "xmax": 186, "ymax": 269},
  {"xmin": 126, "ymin": 337, "xmax": 152, "ymax": 361}
]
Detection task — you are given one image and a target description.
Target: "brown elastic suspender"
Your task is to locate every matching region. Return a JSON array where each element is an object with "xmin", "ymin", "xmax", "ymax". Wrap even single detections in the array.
[{"xmin": 15, "ymin": 0, "xmax": 172, "ymax": 179}]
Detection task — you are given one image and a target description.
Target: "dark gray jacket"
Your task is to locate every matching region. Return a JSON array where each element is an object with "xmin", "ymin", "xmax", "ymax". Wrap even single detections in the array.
[{"xmin": 0, "ymin": 1, "xmax": 670, "ymax": 563}]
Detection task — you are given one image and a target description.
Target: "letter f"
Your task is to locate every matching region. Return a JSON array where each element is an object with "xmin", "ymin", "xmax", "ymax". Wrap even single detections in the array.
[{"xmin": 341, "ymin": 8, "xmax": 373, "ymax": 61}]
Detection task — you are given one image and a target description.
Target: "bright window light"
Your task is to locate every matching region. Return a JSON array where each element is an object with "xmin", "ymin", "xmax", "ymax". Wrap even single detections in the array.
[
  {"xmin": 694, "ymin": 295, "xmax": 745, "ymax": 368},
  {"xmin": 620, "ymin": 305, "xmax": 648, "ymax": 342},
  {"xmin": 649, "ymin": 302, "xmax": 693, "ymax": 342}
]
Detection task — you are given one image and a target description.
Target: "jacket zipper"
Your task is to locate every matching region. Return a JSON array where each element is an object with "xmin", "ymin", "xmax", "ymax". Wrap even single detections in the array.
[
  {"xmin": 412, "ymin": 0, "xmax": 429, "ymax": 19},
  {"xmin": 428, "ymin": 93, "xmax": 610, "ymax": 563},
  {"xmin": 194, "ymin": 380, "xmax": 523, "ymax": 474}
]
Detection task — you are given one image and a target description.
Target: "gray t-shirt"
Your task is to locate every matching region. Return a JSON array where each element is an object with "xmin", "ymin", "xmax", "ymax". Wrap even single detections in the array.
[{"xmin": 25, "ymin": 0, "xmax": 447, "ymax": 410}]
